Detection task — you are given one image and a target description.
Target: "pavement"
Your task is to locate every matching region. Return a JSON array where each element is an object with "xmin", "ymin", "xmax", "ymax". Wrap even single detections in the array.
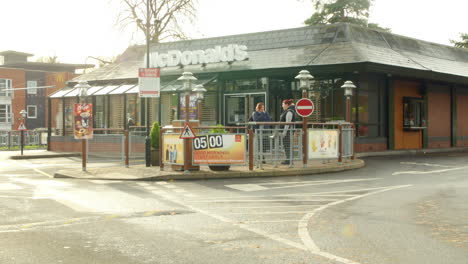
[
  {"xmin": 10, "ymin": 146, "xmax": 467, "ymax": 181},
  {"xmin": 6, "ymin": 150, "xmax": 364, "ymax": 181}
]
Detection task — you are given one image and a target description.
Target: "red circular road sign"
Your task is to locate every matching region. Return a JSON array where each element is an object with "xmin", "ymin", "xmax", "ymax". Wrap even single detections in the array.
[{"xmin": 295, "ymin": 98, "xmax": 315, "ymax": 117}]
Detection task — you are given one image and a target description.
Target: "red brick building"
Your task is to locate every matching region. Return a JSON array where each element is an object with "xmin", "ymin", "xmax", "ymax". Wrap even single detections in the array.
[{"xmin": 0, "ymin": 51, "xmax": 93, "ymax": 132}]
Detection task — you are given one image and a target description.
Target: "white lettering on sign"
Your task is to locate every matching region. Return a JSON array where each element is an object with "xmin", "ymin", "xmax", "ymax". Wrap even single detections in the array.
[{"xmin": 146, "ymin": 44, "xmax": 249, "ymax": 68}]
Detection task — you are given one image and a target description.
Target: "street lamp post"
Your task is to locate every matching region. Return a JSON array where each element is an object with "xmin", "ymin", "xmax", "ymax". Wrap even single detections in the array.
[
  {"xmin": 341, "ymin": 80, "xmax": 356, "ymax": 123},
  {"xmin": 19, "ymin": 109, "xmax": 27, "ymax": 156},
  {"xmin": 75, "ymin": 80, "xmax": 91, "ymax": 171},
  {"xmin": 295, "ymin": 70, "xmax": 314, "ymax": 167},
  {"xmin": 177, "ymin": 72, "xmax": 197, "ymax": 173},
  {"xmin": 193, "ymin": 84, "xmax": 207, "ymax": 125}
]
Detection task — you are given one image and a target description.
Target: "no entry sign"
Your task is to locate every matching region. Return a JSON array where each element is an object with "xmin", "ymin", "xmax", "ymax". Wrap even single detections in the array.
[{"xmin": 295, "ymin": 98, "xmax": 315, "ymax": 117}]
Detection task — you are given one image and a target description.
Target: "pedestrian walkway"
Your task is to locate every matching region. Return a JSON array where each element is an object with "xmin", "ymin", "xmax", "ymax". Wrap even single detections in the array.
[{"xmin": 51, "ymin": 159, "xmax": 364, "ymax": 181}]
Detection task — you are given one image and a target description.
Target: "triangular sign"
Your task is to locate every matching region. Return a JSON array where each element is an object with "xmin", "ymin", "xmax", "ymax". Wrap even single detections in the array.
[
  {"xmin": 179, "ymin": 124, "xmax": 196, "ymax": 139},
  {"xmin": 18, "ymin": 122, "xmax": 27, "ymax": 131}
]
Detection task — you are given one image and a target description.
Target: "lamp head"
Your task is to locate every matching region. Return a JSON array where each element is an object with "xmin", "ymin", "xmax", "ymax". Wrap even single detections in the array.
[
  {"xmin": 74, "ymin": 80, "xmax": 91, "ymax": 102},
  {"xmin": 177, "ymin": 72, "xmax": 197, "ymax": 94},
  {"xmin": 341, "ymin": 80, "xmax": 356, "ymax": 97},
  {"xmin": 295, "ymin": 70, "xmax": 314, "ymax": 92},
  {"xmin": 193, "ymin": 84, "xmax": 207, "ymax": 101}
]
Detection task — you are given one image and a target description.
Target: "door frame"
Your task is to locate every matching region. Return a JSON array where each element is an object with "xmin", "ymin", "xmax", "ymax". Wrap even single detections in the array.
[{"xmin": 223, "ymin": 92, "xmax": 267, "ymax": 125}]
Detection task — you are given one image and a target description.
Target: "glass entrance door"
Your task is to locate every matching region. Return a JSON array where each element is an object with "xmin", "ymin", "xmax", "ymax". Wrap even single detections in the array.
[{"xmin": 224, "ymin": 93, "xmax": 266, "ymax": 125}]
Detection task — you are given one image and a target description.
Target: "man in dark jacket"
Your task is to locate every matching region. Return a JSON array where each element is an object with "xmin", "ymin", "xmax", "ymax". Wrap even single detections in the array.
[{"xmin": 279, "ymin": 99, "xmax": 296, "ymax": 165}]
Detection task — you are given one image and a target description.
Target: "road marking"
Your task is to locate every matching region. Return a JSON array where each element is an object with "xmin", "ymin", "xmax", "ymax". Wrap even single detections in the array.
[
  {"xmin": 400, "ymin": 162, "xmax": 454, "ymax": 168},
  {"xmin": 242, "ymin": 220, "xmax": 300, "ymax": 223},
  {"xmin": 0, "ymin": 183, "xmax": 23, "ymax": 190},
  {"xmin": 298, "ymin": 184, "xmax": 412, "ymax": 264},
  {"xmin": 156, "ymin": 181, "xmax": 168, "ymax": 185},
  {"xmin": 392, "ymin": 166, "xmax": 468, "ymax": 175},
  {"xmin": 225, "ymin": 178, "xmax": 381, "ymax": 192},
  {"xmin": 209, "ymin": 205, "xmax": 321, "ymax": 209},
  {"xmin": 89, "ymin": 180, "xmax": 123, "ymax": 184},
  {"xmin": 9, "ymin": 160, "xmax": 53, "ymax": 178},
  {"xmin": 227, "ymin": 211, "xmax": 308, "ymax": 215},
  {"xmin": 191, "ymin": 199, "xmax": 338, "ymax": 203},
  {"xmin": 225, "ymin": 184, "xmax": 269, "ymax": 191},
  {"xmin": 136, "ymin": 182, "xmax": 150, "ymax": 187},
  {"xmin": 193, "ymin": 193, "xmax": 355, "ymax": 201}
]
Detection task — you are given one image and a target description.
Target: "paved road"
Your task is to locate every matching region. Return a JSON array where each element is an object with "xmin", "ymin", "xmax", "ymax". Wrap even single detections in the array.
[{"xmin": 0, "ymin": 151, "xmax": 467, "ymax": 264}]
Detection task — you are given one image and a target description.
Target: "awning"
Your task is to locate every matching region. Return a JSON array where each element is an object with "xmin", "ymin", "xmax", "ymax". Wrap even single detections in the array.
[
  {"xmin": 93, "ymin": 85, "xmax": 120, "ymax": 95},
  {"xmin": 49, "ymin": 88, "xmax": 73, "ymax": 98},
  {"xmin": 110, "ymin": 84, "xmax": 135, "ymax": 95},
  {"xmin": 87, "ymin": 86, "xmax": 104, "ymax": 95},
  {"xmin": 63, "ymin": 88, "xmax": 80, "ymax": 97}
]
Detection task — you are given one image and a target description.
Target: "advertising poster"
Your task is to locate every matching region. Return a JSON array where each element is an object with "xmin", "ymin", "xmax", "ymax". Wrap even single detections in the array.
[
  {"xmin": 74, "ymin": 103, "xmax": 93, "ymax": 139},
  {"xmin": 193, "ymin": 134, "xmax": 246, "ymax": 165},
  {"xmin": 308, "ymin": 130, "xmax": 339, "ymax": 159},
  {"xmin": 180, "ymin": 94, "xmax": 198, "ymax": 120},
  {"xmin": 138, "ymin": 68, "xmax": 161, "ymax": 98},
  {"xmin": 162, "ymin": 134, "xmax": 184, "ymax": 165}
]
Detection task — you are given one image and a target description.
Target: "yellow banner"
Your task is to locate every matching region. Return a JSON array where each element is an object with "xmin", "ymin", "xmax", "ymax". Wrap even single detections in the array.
[
  {"xmin": 193, "ymin": 134, "xmax": 246, "ymax": 165},
  {"xmin": 162, "ymin": 134, "xmax": 184, "ymax": 165}
]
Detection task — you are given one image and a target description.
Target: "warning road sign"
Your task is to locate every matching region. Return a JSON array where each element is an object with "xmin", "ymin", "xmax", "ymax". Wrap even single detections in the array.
[
  {"xmin": 17, "ymin": 122, "xmax": 27, "ymax": 131},
  {"xmin": 180, "ymin": 124, "xmax": 196, "ymax": 139},
  {"xmin": 295, "ymin": 98, "xmax": 315, "ymax": 117}
]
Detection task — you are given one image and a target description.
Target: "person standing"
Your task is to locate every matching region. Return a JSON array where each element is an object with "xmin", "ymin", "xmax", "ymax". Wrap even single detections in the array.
[
  {"xmin": 279, "ymin": 99, "xmax": 296, "ymax": 165},
  {"xmin": 251, "ymin": 102, "xmax": 272, "ymax": 163}
]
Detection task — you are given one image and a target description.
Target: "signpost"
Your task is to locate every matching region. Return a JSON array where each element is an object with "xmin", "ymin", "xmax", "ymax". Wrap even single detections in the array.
[
  {"xmin": 295, "ymin": 98, "xmax": 315, "ymax": 117},
  {"xmin": 17, "ymin": 122, "xmax": 27, "ymax": 156},
  {"xmin": 138, "ymin": 68, "xmax": 161, "ymax": 98},
  {"xmin": 180, "ymin": 124, "xmax": 196, "ymax": 139}
]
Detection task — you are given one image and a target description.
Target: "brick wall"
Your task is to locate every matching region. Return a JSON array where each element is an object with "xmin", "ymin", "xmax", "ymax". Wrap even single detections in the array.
[{"xmin": 0, "ymin": 68, "xmax": 26, "ymax": 130}]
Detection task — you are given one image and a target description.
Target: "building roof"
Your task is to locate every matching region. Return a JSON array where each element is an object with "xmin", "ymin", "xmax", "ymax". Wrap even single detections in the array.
[
  {"xmin": 72, "ymin": 23, "xmax": 468, "ymax": 84},
  {"xmin": 0, "ymin": 61, "xmax": 95, "ymax": 72},
  {"xmin": 0, "ymin": 50, "xmax": 34, "ymax": 57}
]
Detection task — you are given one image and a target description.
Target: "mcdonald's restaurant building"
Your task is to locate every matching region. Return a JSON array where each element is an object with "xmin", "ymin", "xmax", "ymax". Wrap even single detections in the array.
[{"xmin": 49, "ymin": 23, "xmax": 468, "ymax": 153}]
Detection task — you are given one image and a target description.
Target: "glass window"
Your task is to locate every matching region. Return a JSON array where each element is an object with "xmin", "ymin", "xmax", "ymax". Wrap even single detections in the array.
[
  {"xmin": 225, "ymin": 79, "xmax": 257, "ymax": 92},
  {"xmin": 95, "ymin": 96, "xmax": 108, "ymax": 128},
  {"xmin": 126, "ymin": 94, "xmax": 140, "ymax": 126},
  {"xmin": 0, "ymin": 104, "xmax": 12, "ymax": 123},
  {"xmin": 27, "ymin": 105, "xmax": 37, "ymax": 119},
  {"xmin": 403, "ymin": 97, "xmax": 426, "ymax": 129},
  {"xmin": 27, "ymin": 81, "xmax": 37, "ymax": 95},
  {"xmin": 0, "ymin": 79, "xmax": 12, "ymax": 97}
]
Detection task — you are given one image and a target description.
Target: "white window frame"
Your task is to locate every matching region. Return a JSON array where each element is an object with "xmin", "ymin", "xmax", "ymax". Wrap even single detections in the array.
[
  {"xmin": 27, "ymin": 80, "xmax": 37, "ymax": 95},
  {"xmin": 27, "ymin": 105, "xmax": 37, "ymax": 119},
  {"xmin": 0, "ymin": 104, "xmax": 12, "ymax": 123},
  {"xmin": 0, "ymin": 79, "xmax": 12, "ymax": 97}
]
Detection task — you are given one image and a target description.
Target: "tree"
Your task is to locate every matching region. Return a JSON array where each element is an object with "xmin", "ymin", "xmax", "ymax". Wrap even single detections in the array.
[
  {"xmin": 305, "ymin": 0, "xmax": 390, "ymax": 32},
  {"xmin": 36, "ymin": 56, "xmax": 59, "ymax": 63},
  {"xmin": 116, "ymin": 0, "xmax": 196, "ymax": 43},
  {"xmin": 450, "ymin": 33, "xmax": 468, "ymax": 49}
]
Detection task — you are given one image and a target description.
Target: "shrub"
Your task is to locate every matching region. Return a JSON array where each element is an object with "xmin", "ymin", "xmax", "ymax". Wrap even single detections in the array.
[
  {"xmin": 208, "ymin": 124, "xmax": 226, "ymax": 134},
  {"xmin": 150, "ymin": 121, "xmax": 160, "ymax": 149}
]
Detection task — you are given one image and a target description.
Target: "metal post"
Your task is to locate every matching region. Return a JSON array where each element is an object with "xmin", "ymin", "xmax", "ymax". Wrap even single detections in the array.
[
  {"xmin": 159, "ymin": 126, "xmax": 164, "ymax": 170},
  {"xmin": 249, "ymin": 129, "xmax": 254, "ymax": 171},
  {"xmin": 338, "ymin": 125, "xmax": 343, "ymax": 163},
  {"xmin": 125, "ymin": 130, "xmax": 129, "ymax": 168},
  {"xmin": 82, "ymin": 139, "xmax": 87, "ymax": 171},
  {"xmin": 302, "ymin": 90, "xmax": 308, "ymax": 168},
  {"xmin": 144, "ymin": 0, "xmax": 152, "ymax": 167},
  {"xmin": 184, "ymin": 93, "xmax": 190, "ymax": 173},
  {"xmin": 20, "ymin": 130, "xmax": 24, "ymax": 156},
  {"xmin": 351, "ymin": 124, "xmax": 356, "ymax": 160},
  {"xmin": 346, "ymin": 97, "xmax": 351, "ymax": 123}
]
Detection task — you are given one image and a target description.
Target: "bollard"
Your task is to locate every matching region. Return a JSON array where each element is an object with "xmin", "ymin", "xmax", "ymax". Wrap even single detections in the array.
[
  {"xmin": 125, "ymin": 130, "xmax": 129, "ymax": 168},
  {"xmin": 248, "ymin": 129, "xmax": 254, "ymax": 171},
  {"xmin": 338, "ymin": 125, "xmax": 343, "ymax": 163},
  {"xmin": 302, "ymin": 119, "xmax": 307, "ymax": 168},
  {"xmin": 159, "ymin": 127, "xmax": 164, "ymax": 170}
]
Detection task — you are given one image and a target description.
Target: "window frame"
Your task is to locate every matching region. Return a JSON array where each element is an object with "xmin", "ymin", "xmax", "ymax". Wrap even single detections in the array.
[
  {"xmin": 0, "ymin": 104, "xmax": 12, "ymax": 123},
  {"xmin": 0, "ymin": 79, "xmax": 12, "ymax": 97},
  {"xmin": 27, "ymin": 80, "xmax": 38, "ymax": 95},
  {"xmin": 27, "ymin": 105, "xmax": 37, "ymax": 119}
]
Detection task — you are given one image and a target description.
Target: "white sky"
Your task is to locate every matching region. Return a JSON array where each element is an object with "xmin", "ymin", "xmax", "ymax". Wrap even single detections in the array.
[{"xmin": 0, "ymin": 0, "xmax": 466, "ymax": 65}]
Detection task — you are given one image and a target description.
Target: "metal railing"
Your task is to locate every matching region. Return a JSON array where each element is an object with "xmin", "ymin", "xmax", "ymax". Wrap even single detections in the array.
[{"xmin": 0, "ymin": 130, "xmax": 48, "ymax": 150}]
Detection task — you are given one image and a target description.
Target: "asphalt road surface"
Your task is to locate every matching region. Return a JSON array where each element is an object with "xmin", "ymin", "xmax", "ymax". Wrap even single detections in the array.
[{"xmin": 0, "ymin": 151, "xmax": 467, "ymax": 264}]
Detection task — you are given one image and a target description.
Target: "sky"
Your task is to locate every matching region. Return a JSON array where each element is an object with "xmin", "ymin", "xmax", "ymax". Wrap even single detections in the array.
[{"xmin": 0, "ymin": 0, "xmax": 466, "ymax": 65}]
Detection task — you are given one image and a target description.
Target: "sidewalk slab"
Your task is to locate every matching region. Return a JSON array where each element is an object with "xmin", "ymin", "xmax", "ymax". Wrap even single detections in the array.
[
  {"xmin": 357, "ymin": 147, "xmax": 468, "ymax": 158},
  {"xmin": 9, "ymin": 150, "xmax": 80, "ymax": 160},
  {"xmin": 53, "ymin": 159, "xmax": 365, "ymax": 181}
]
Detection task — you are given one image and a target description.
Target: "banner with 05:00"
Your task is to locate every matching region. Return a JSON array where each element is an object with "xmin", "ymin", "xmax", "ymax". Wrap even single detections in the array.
[{"xmin": 193, "ymin": 134, "xmax": 246, "ymax": 165}]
